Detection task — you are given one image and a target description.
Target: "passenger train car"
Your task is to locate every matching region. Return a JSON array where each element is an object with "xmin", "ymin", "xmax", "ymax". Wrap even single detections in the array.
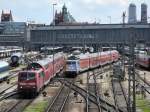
[
  {"xmin": 18, "ymin": 53, "xmax": 65, "ymax": 95},
  {"xmin": 0, "ymin": 61, "xmax": 10, "ymax": 82},
  {"xmin": 66, "ymin": 50, "xmax": 119, "ymax": 76}
]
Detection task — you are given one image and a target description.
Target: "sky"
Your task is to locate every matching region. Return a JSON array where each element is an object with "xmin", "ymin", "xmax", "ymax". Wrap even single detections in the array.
[{"xmin": 0, "ymin": 0, "xmax": 149, "ymax": 24}]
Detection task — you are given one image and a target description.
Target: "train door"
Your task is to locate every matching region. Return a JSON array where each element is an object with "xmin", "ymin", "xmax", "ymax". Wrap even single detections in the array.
[
  {"xmin": 38, "ymin": 71, "xmax": 45, "ymax": 90},
  {"xmin": 149, "ymin": 58, "xmax": 150, "ymax": 69}
]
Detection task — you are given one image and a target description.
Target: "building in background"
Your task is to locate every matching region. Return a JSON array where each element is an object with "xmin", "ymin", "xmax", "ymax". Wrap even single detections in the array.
[
  {"xmin": 54, "ymin": 4, "xmax": 76, "ymax": 25},
  {"xmin": 2, "ymin": 22, "xmax": 26, "ymax": 35},
  {"xmin": 141, "ymin": 3, "xmax": 147, "ymax": 24},
  {"xmin": 0, "ymin": 10, "xmax": 26, "ymax": 35},
  {"xmin": 0, "ymin": 10, "xmax": 26, "ymax": 46},
  {"xmin": 1, "ymin": 10, "xmax": 13, "ymax": 22},
  {"xmin": 128, "ymin": 3, "xmax": 137, "ymax": 24}
]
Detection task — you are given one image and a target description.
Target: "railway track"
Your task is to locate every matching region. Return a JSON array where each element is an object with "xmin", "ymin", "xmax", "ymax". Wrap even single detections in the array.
[
  {"xmin": 45, "ymin": 84, "xmax": 71, "ymax": 112},
  {"xmin": 111, "ymin": 79, "xmax": 128, "ymax": 112},
  {"xmin": 135, "ymin": 70, "xmax": 150, "ymax": 94},
  {"xmin": 135, "ymin": 70, "xmax": 150, "ymax": 87},
  {"xmin": 57, "ymin": 78, "xmax": 123, "ymax": 112},
  {"xmin": 0, "ymin": 90, "xmax": 18, "ymax": 102},
  {"xmin": 3, "ymin": 99, "xmax": 33, "ymax": 112},
  {"xmin": 0, "ymin": 83, "xmax": 17, "ymax": 96},
  {"xmin": 86, "ymin": 71, "xmax": 102, "ymax": 112},
  {"xmin": 94, "ymin": 65, "xmax": 112, "ymax": 77}
]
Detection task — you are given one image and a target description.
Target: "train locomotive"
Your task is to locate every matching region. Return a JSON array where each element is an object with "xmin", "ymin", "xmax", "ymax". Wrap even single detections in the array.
[
  {"xmin": 10, "ymin": 52, "xmax": 22, "ymax": 67},
  {"xmin": 136, "ymin": 53, "xmax": 150, "ymax": 70},
  {"xmin": 18, "ymin": 53, "xmax": 65, "ymax": 95},
  {"xmin": 66, "ymin": 50, "xmax": 119, "ymax": 76}
]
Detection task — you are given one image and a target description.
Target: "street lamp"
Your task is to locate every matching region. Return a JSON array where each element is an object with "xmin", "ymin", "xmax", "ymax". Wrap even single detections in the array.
[
  {"xmin": 52, "ymin": 3, "xmax": 57, "ymax": 76},
  {"xmin": 108, "ymin": 16, "xmax": 111, "ymax": 24}
]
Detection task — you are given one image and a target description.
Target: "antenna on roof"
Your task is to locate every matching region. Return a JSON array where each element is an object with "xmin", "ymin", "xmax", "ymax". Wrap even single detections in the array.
[{"xmin": 122, "ymin": 11, "xmax": 126, "ymax": 24}]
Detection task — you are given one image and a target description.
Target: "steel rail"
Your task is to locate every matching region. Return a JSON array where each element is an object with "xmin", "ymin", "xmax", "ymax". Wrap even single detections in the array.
[
  {"xmin": 0, "ymin": 90, "xmax": 18, "ymax": 102},
  {"xmin": 119, "ymin": 81, "xmax": 128, "ymax": 108},
  {"xmin": 46, "ymin": 83, "xmax": 71, "ymax": 112},
  {"xmin": 5, "ymin": 99, "xmax": 33, "ymax": 112},
  {"xmin": 111, "ymin": 79, "xmax": 128, "ymax": 112},
  {"xmin": 57, "ymin": 78, "xmax": 123, "ymax": 112}
]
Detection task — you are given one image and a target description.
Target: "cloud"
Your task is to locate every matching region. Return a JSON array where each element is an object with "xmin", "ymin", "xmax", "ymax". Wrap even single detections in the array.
[{"xmin": 82, "ymin": 0, "xmax": 128, "ymax": 6}]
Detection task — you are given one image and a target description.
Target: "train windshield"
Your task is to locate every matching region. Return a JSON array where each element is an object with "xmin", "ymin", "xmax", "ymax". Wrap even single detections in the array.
[
  {"xmin": 67, "ymin": 61, "xmax": 76, "ymax": 65},
  {"xmin": 27, "ymin": 63, "xmax": 42, "ymax": 70},
  {"xmin": 19, "ymin": 72, "xmax": 35, "ymax": 81}
]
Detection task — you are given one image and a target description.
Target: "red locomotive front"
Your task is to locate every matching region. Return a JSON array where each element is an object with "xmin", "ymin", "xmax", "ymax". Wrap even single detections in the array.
[
  {"xmin": 18, "ymin": 71, "xmax": 39, "ymax": 95},
  {"xmin": 18, "ymin": 53, "xmax": 66, "ymax": 96}
]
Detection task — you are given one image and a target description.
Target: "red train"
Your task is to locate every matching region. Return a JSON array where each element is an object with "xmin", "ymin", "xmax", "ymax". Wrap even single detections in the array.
[
  {"xmin": 18, "ymin": 53, "xmax": 65, "ymax": 95},
  {"xmin": 66, "ymin": 50, "xmax": 120, "ymax": 75}
]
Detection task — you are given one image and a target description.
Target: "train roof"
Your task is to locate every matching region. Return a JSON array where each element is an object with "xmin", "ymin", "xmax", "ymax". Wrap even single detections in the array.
[
  {"xmin": 41, "ymin": 47, "xmax": 63, "ymax": 51},
  {"xmin": 81, "ymin": 50, "xmax": 118, "ymax": 58},
  {"xmin": 67, "ymin": 50, "xmax": 119, "ymax": 60},
  {"xmin": 0, "ymin": 61, "xmax": 9, "ymax": 68},
  {"xmin": 0, "ymin": 48, "xmax": 22, "ymax": 53},
  {"xmin": 31, "ymin": 52, "xmax": 64, "ymax": 68},
  {"xmin": 11, "ymin": 52, "xmax": 22, "ymax": 57},
  {"xmin": 36, "ymin": 58, "xmax": 50, "ymax": 67}
]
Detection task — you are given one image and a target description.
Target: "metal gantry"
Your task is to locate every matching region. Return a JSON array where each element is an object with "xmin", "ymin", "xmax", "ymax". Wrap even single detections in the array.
[{"xmin": 128, "ymin": 27, "xmax": 136, "ymax": 112}]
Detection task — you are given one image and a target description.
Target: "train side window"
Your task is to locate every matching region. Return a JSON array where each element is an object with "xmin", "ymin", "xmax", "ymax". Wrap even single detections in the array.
[{"xmin": 39, "ymin": 71, "xmax": 45, "ymax": 77}]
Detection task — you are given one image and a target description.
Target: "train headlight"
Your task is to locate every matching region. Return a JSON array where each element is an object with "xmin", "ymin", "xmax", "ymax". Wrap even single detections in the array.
[{"xmin": 20, "ymin": 86, "xmax": 22, "ymax": 88}]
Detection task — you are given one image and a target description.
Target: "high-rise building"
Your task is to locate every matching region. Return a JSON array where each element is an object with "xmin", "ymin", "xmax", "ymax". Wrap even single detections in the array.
[
  {"xmin": 141, "ymin": 3, "xmax": 147, "ymax": 23},
  {"xmin": 128, "ymin": 3, "xmax": 137, "ymax": 24}
]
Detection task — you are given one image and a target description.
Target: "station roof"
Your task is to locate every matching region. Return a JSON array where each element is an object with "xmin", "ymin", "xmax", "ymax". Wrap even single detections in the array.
[
  {"xmin": 0, "ymin": 23, "xmax": 4, "ymax": 30},
  {"xmin": 30, "ymin": 24, "xmax": 150, "ymax": 30}
]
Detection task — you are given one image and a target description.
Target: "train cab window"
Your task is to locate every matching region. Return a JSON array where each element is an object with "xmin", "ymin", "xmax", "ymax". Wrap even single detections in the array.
[
  {"xmin": 67, "ymin": 61, "xmax": 77, "ymax": 65},
  {"xmin": 19, "ymin": 72, "xmax": 35, "ymax": 80},
  {"xmin": 19, "ymin": 72, "xmax": 27, "ymax": 80},
  {"xmin": 28, "ymin": 63, "xmax": 41, "ymax": 70},
  {"xmin": 67, "ymin": 62, "xmax": 71, "ymax": 65},
  {"xmin": 39, "ymin": 71, "xmax": 45, "ymax": 77},
  {"xmin": 72, "ymin": 62, "xmax": 76, "ymax": 65}
]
